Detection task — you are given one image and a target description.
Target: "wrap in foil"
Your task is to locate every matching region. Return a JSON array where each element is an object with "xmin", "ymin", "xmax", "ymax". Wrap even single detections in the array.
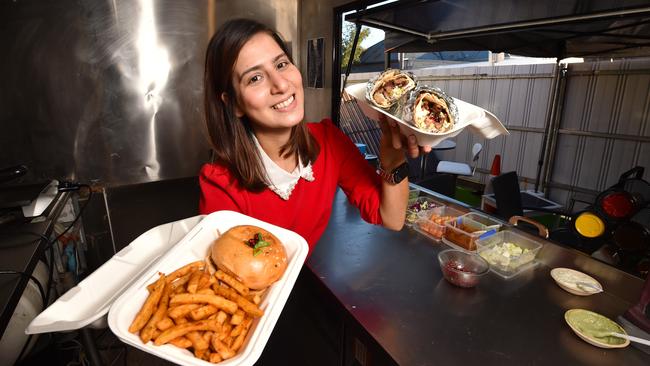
[
  {"xmin": 365, "ymin": 69, "xmax": 416, "ymax": 110},
  {"xmin": 403, "ymin": 86, "xmax": 458, "ymax": 133}
]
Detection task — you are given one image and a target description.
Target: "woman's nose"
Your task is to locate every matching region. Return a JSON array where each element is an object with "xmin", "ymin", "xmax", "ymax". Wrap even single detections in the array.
[{"xmin": 269, "ymin": 70, "xmax": 289, "ymax": 94}]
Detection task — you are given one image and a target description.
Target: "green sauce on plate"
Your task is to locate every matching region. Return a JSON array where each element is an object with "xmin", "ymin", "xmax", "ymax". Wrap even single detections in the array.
[{"xmin": 565, "ymin": 309, "xmax": 626, "ymax": 345}]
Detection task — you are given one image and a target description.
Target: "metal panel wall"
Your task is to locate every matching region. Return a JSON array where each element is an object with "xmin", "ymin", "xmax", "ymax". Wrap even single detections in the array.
[
  {"xmin": 549, "ymin": 58, "xmax": 650, "ymax": 207},
  {"xmin": 215, "ymin": 0, "xmax": 299, "ymax": 66},
  {"xmin": 0, "ymin": 0, "xmax": 301, "ymax": 188},
  {"xmin": 0, "ymin": 0, "xmax": 302, "ymax": 266},
  {"xmin": 0, "ymin": 0, "xmax": 215, "ymax": 186}
]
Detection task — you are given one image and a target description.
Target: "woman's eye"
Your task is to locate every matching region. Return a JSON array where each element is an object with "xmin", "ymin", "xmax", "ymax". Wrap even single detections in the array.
[
  {"xmin": 248, "ymin": 75, "xmax": 262, "ymax": 84},
  {"xmin": 277, "ymin": 61, "xmax": 289, "ymax": 69}
]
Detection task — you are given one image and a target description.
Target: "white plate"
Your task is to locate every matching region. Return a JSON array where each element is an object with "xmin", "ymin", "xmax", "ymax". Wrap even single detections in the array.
[
  {"xmin": 108, "ymin": 210, "xmax": 309, "ymax": 366},
  {"xmin": 345, "ymin": 82, "xmax": 509, "ymax": 147},
  {"xmin": 551, "ymin": 268, "xmax": 603, "ymax": 296}
]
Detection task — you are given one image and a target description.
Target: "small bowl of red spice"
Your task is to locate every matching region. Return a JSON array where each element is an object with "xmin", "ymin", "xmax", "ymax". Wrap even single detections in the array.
[{"xmin": 438, "ymin": 249, "xmax": 489, "ymax": 288}]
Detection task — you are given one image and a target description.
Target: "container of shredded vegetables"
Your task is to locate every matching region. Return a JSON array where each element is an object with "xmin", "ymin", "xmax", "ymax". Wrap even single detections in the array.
[
  {"xmin": 406, "ymin": 196, "xmax": 442, "ymax": 225},
  {"xmin": 476, "ymin": 230, "xmax": 543, "ymax": 279}
]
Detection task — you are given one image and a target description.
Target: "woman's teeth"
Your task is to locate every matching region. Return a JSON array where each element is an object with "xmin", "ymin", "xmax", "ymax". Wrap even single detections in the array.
[{"xmin": 272, "ymin": 95, "xmax": 294, "ymax": 110}]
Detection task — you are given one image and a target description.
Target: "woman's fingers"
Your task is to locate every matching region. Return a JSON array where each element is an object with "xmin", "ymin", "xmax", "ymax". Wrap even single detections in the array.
[
  {"xmin": 390, "ymin": 121, "xmax": 403, "ymax": 150},
  {"xmin": 378, "ymin": 113, "xmax": 403, "ymax": 150},
  {"xmin": 377, "ymin": 113, "xmax": 433, "ymax": 158},
  {"xmin": 406, "ymin": 135, "xmax": 419, "ymax": 158},
  {"xmin": 377, "ymin": 113, "xmax": 391, "ymax": 134}
]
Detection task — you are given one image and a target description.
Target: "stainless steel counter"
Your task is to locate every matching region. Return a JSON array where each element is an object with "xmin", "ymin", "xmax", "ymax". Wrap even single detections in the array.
[{"xmin": 306, "ymin": 188, "xmax": 649, "ymax": 365}]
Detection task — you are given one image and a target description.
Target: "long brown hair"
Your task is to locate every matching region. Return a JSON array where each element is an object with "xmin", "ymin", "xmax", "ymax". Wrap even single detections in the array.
[{"xmin": 203, "ymin": 18, "xmax": 319, "ymax": 192}]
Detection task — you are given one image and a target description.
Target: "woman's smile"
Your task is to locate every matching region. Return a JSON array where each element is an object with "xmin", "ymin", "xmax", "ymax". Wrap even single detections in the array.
[{"xmin": 272, "ymin": 95, "xmax": 295, "ymax": 110}]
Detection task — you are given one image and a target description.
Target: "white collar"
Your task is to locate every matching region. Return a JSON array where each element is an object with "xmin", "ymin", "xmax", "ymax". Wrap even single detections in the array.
[{"xmin": 253, "ymin": 134, "xmax": 314, "ymax": 200}]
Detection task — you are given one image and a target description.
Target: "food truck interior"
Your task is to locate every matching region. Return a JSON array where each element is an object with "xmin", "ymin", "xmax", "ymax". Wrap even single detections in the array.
[{"xmin": 1, "ymin": 0, "xmax": 650, "ymax": 365}]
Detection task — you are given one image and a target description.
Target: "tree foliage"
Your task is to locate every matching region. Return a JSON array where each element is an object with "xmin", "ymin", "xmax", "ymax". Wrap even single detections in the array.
[{"xmin": 341, "ymin": 22, "xmax": 371, "ymax": 70}]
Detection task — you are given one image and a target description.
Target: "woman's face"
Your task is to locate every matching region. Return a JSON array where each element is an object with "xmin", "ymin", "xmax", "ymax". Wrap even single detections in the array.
[{"xmin": 230, "ymin": 32, "xmax": 304, "ymax": 132}]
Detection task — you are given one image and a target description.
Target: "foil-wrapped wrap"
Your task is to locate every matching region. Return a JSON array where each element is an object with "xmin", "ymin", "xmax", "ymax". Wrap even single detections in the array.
[
  {"xmin": 365, "ymin": 69, "xmax": 416, "ymax": 111},
  {"xmin": 403, "ymin": 85, "xmax": 458, "ymax": 133}
]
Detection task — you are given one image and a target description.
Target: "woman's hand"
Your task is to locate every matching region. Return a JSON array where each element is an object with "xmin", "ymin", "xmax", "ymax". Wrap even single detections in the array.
[
  {"xmin": 377, "ymin": 113, "xmax": 432, "ymax": 169},
  {"xmin": 376, "ymin": 113, "xmax": 430, "ymax": 230}
]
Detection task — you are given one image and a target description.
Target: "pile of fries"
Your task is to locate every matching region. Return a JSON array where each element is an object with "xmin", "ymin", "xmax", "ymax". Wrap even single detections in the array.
[{"xmin": 128, "ymin": 259, "xmax": 266, "ymax": 363}]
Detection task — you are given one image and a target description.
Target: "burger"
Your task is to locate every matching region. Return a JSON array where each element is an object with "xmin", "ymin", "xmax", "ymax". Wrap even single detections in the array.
[{"xmin": 210, "ymin": 225, "xmax": 288, "ymax": 290}]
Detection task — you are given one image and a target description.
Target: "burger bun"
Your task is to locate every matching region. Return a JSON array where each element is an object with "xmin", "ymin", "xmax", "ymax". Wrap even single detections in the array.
[{"xmin": 211, "ymin": 225, "xmax": 288, "ymax": 290}]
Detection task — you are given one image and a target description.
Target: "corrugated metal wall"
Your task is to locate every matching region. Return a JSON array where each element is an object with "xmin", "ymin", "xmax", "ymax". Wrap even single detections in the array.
[
  {"xmin": 551, "ymin": 58, "xmax": 650, "ymax": 209},
  {"xmin": 345, "ymin": 57, "xmax": 650, "ymax": 211}
]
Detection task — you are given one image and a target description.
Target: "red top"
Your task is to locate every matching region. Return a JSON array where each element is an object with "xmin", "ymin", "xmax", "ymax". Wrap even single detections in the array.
[{"xmin": 199, "ymin": 118, "xmax": 383, "ymax": 255}]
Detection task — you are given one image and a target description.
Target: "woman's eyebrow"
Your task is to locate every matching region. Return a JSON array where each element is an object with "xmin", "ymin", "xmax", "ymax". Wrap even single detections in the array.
[{"xmin": 238, "ymin": 53, "xmax": 286, "ymax": 81}]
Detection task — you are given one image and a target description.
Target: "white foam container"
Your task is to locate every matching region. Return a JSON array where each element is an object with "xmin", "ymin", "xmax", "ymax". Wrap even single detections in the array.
[
  {"xmin": 26, "ymin": 215, "xmax": 204, "ymax": 334},
  {"xmin": 108, "ymin": 210, "xmax": 308, "ymax": 366}
]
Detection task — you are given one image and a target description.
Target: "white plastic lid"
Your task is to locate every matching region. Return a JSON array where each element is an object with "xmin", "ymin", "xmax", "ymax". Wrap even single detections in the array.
[{"xmin": 25, "ymin": 215, "xmax": 205, "ymax": 334}]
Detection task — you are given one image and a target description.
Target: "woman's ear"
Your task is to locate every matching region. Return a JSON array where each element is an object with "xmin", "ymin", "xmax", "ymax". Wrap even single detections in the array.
[{"xmin": 221, "ymin": 92, "xmax": 244, "ymax": 118}]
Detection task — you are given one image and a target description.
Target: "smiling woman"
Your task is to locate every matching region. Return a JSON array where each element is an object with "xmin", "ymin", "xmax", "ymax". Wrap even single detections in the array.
[
  {"xmin": 199, "ymin": 18, "xmax": 431, "ymax": 255},
  {"xmin": 231, "ymin": 32, "xmax": 305, "ymax": 134}
]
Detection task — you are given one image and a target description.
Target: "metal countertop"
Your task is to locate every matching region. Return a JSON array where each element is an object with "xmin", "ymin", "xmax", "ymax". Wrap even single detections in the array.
[
  {"xmin": 0, "ymin": 191, "xmax": 70, "ymax": 338},
  {"xmin": 307, "ymin": 189, "xmax": 649, "ymax": 366}
]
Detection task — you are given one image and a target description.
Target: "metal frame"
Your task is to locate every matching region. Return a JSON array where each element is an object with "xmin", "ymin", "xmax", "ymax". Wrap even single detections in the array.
[
  {"xmin": 536, "ymin": 63, "xmax": 567, "ymax": 193},
  {"xmin": 345, "ymin": 2, "xmax": 650, "ymax": 58},
  {"xmin": 332, "ymin": 0, "xmax": 386, "ymax": 126},
  {"xmin": 417, "ymin": 74, "xmax": 554, "ymax": 81},
  {"xmin": 556, "ymin": 129, "xmax": 650, "ymax": 143}
]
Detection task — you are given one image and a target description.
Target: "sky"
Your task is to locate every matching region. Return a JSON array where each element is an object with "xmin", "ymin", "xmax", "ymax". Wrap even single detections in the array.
[
  {"xmin": 346, "ymin": 0, "xmax": 393, "ymax": 49},
  {"xmin": 361, "ymin": 27, "xmax": 384, "ymax": 48}
]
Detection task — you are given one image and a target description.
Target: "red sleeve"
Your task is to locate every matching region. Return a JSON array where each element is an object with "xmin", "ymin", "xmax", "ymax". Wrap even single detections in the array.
[
  {"xmin": 198, "ymin": 163, "xmax": 242, "ymax": 215},
  {"xmin": 319, "ymin": 119, "xmax": 383, "ymax": 225}
]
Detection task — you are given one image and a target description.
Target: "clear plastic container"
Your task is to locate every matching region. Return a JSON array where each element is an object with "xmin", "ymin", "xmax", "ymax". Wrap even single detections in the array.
[
  {"xmin": 476, "ymin": 230, "xmax": 543, "ymax": 279},
  {"xmin": 438, "ymin": 249, "xmax": 489, "ymax": 288},
  {"xmin": 442, "ymin": 213, "xmax": 501, "ymax": 251},
  {"xmin": 406, "ymin": 196, "xmax": 443, "ymax": 225},
  {"xmin": 415, "ymin": 206, "xmax": 465, "ymax": 240}
]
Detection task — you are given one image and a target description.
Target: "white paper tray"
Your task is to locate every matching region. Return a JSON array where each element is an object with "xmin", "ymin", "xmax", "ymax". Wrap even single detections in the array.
[
  {"xmin": 108, "ymin": 210, "xmax": 308, "ymax": 366},
  {"xmin": 26, "ymin": 215, "xmax": 204, "ymax": 334},
  {"xmin": 345, "ymin": 82, "xmax": 509, "ymax": 147}
]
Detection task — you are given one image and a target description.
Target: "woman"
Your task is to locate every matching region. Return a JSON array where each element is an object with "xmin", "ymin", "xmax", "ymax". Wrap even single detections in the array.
[{"xmin": 200, "ymin": 18, "xmax": 430, "ymax": 254}]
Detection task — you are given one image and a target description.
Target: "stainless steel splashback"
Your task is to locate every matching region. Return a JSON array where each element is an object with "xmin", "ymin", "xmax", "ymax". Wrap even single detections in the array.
[{"xmin": 0, "ymin": 0, "xmax": 214, "ymax": 186}]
